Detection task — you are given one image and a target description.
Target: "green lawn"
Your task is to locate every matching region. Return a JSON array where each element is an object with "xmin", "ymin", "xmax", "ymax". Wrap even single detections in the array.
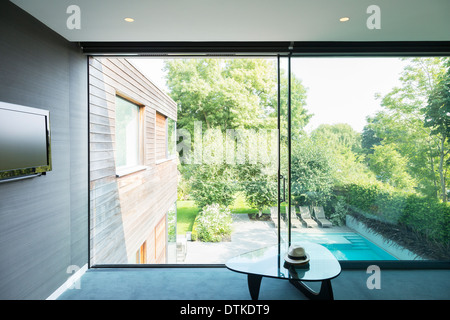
[
  {"xmin": 177, "ymin": 195, "xmax": 291, "ymax": 235},
  {"xmin": 176, "ymin": 200, "xmax": 199, "ymax": 235},
  {"xmin": 229, "ymin": 193, "xmax": 260, "ymax": 214}
]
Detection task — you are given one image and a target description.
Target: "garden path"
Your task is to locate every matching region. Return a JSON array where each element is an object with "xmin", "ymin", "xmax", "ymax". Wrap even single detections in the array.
[{"xmin": 183, "ymin": 214, "xmax": 277, "ymax": 264}]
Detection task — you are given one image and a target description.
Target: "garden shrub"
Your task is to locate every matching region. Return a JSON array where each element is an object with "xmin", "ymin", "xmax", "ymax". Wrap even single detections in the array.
[
  {"xmin": 400, "ymin": 194, "xmax": 450, "ymax": 243},
  {"xmin": 241, "ymin": 179, "xmax": 277, "ymax": 217},
  {"xmin": 196, "ymin": 204, "xmax": 232, "ymax": 242},
  {"xmin": 342, "ymin": 182, "xmax": 450, "ymax": 244},
  {"xmin": 291, "ymin": 139, "xmax": 334, "ymax": 206},
  {"xmin": 342, "ymin": 182, "xmax": 409, "ymax": 224},
  {"xmin": 189, "ymin": 164, "xmax": 237, "ymax": 209},
  {"xmin": 328, "ymin": 196, "xmax": 348, "ymax": 226}
]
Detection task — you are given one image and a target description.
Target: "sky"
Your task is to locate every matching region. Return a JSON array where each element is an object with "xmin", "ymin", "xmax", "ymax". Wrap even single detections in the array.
[
  {"xmin": 128, "ymin": 57, "xmax": 408, "ymax": 133},
  {"xmin": 291, "ymin": 57, "xmax": 407, "ymax": 133}
]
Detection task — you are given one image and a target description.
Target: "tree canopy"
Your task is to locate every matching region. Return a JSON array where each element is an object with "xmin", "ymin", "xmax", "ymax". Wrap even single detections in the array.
[
  {"xmin": 164, "ymin": 57, "xmax": 449, "ymax": 212},
  {"xmin": 365, "ymin": 57, "xmax": 449, "ymax": 201},
  {"xmin": 164, "ymin": 58, "xmax": 310, "ymax": 134}
]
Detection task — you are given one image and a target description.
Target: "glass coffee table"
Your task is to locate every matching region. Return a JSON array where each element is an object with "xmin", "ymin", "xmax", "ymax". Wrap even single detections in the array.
[{"xmin": 225, "ymin": 242, "xmax": 341, "ymax": 300}]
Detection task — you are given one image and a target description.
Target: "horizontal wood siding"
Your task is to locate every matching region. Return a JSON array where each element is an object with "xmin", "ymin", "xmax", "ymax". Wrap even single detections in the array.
[
  {"xmin": 89, "ymin": 57, "xmax": 177, "ymax": 265},
  {"xmin": 155, "ymin": 215, "xmax": 166, "ymax": 264}
]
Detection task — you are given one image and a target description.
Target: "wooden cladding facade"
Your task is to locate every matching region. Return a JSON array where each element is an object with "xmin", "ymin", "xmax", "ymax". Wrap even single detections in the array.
[{"xmin": 89, "ymin": 57, "xmax": 177, "ymax": 265}]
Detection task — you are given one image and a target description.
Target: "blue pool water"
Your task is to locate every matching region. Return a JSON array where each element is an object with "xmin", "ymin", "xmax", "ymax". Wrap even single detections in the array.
[{"xmin": 286, "ymin": 232, "xmax": 398, "ymax": 260}]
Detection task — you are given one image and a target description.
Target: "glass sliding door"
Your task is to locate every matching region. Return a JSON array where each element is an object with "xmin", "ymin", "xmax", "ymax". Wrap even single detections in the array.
[
  {"xmin": 289, "ymin": 56, "xmax": 450, "ymax": 263},
  {"xmin": 90, "ymin": 56, "xmax": 286, "ymax": 265},
  {"xmin": 172, "ymin": 57, "xmax": 281, "ymax": 263}
]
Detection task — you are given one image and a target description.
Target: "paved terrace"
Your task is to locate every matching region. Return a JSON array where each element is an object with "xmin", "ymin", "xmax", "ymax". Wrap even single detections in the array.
[{"xmin": 181, "ymin": 214, "xmax": 352, "ymax": 264}]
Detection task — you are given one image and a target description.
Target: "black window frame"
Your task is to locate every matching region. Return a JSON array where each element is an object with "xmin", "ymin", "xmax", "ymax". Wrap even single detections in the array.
[{"xmin": 86, "ymin": 41, "xmax": 450, "ymax": 270}]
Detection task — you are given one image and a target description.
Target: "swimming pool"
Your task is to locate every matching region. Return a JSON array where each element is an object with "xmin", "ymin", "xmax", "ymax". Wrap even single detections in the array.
[{"xmin": 285, "ymin": 232, "xmax": 398, "ymax": 260}]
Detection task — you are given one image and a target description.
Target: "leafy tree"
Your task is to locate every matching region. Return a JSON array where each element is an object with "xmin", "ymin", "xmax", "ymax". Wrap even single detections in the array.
[
  {"xmin": 188, "ymin": 162, "xmax": 237, "ymax": 209},
  {"xmin": 371, "ymin": 57, "xmax": 449, "ymax": 198},
  {"xmin": 361, "ymin": 120, "xmax": 382, "ymax": 155},
  {"xmin": 165, "ymin": 59, "xmax": 276, "ymax": 133},
  {"xmin": 424, "ymin": 59, "xmax": 450, "ymax": 202},
  {"xmin": 369, "ymin": 143, "xmax": 416, "ymax": 190},
  {"xmin": 237, "ymin": 163, "xmax": 277, "ymax": 217},
  {"xmin": 165, "ymin": 58, "xmax": 310, "ymax": 136},
  {"xmin": 290, "ymin": 138, "xmax": 334, "ymax": 206},
  {"xmin": 310, "ymin": 124, "xmax": 375, "ymax": 186},
  {"xmin": 277, "ymin": 69, "xmax": 311, "ymax": 140},
  {"xmin": 311, "ymin": 123, "xmax": 362, "ymax": 154},
  {"xmin": 365, "ymin": 110, "xmax": 434, "ymax": 196},
  {"xmin": 165, "ymin": 58, "xmax": 311, "ymax": 209}
]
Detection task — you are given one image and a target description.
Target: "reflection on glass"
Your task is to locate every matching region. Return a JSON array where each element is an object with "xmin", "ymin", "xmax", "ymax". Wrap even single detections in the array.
[{"xmin": 0, "ymin": 109, "xmax": 48, "ymax": 170}]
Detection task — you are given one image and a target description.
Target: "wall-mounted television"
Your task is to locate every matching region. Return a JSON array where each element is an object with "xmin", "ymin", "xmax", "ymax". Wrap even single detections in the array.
[{"xmin": 0, "ymin": 102, "xmax": 52, "ymax": 182}]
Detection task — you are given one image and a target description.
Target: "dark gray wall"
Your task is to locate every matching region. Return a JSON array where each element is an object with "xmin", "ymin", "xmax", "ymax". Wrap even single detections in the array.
[{"xmin": 0, "ymin": 1, "xmax": 88, "ymax": 299}]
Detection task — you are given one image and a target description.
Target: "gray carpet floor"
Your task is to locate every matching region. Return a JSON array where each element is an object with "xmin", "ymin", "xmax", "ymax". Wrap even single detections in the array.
[{"xmin": 57, "ymin": 267, "xmax": 450, "ymax": 300}]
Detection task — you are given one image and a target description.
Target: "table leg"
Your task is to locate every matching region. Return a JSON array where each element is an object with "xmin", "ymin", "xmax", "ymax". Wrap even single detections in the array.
[
  {"xmin": 247, "ymin": 274, "xmax": 263, "ymax": 300},
  {"xmin": 289, "ymin": 279, "xmax": 334, "ymax": 300}
]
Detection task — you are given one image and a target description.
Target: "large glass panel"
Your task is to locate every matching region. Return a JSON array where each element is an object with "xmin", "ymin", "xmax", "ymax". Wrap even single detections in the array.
[
  {"xmin": 91, "ymin": 56, "xmax": 449, "ymax": 266},
  {"xmin": 90, "ymin": 57, "xmax": 283, "ymax": 265},
  {"xmin": 169, "ymin": 57, "xmax": 281, "ymax": 263},
  {"xmin": 290, "ymin": 56, "xmax": 450, "ymax": 262},
  {"xmin": 90, "ymin": 58, "xmax": 178, "ymax": 266}
]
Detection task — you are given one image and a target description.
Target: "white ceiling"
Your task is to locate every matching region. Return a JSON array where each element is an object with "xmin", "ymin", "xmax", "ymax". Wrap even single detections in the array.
[{"xmin": 9, "ymin": 0, "xmax": 450, "ymax": 42}]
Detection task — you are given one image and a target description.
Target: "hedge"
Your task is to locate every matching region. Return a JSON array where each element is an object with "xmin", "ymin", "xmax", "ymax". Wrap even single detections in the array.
[
  {"xmin": 400, "ymin": 194, "xmax": 450, "ymax": 244},
  {"xmin": 342, "ymin": 182, "xmax": 450, "ymax": 244}
]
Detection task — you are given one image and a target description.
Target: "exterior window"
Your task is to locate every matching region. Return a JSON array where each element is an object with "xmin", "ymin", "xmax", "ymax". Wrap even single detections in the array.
[
  {"xmin": 115, "ymin": 96, "xmax": 141, "ymax": 169},
  {"xmin": 156, "ymin": 112, "xmax": 177, "ymax": 161}
]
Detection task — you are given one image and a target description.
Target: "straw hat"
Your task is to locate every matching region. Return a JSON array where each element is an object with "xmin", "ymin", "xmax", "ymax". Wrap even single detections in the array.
[{"xmin": 285, "ymin": 244, "xmax": 310, "ymax": 265}]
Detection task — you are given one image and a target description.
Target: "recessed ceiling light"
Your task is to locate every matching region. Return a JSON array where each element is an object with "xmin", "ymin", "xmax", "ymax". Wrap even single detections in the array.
[
  {"xmin": 124, "ymin": 17, "xmax": 135, "ymax": 22},
  {"xmin": 339, "ymin": 17, "xmax": 350, "ymax": 22}
]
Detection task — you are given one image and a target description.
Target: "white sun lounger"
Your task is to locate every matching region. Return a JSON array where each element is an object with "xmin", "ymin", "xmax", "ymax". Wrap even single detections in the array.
[
  {"xmin": 270, "ymin": 207, "xmax": 286, "ymax": 229},
  {"xmin": 298, "ymin": 206, "xmax": 318, "ymax": 228},
  {"xmin": 285, "ymin": 206, "xmax": 303, "ymax": 228},
  {"xmin": 313, "ymin": 206, "xmax": 332, "ymax": 228}
]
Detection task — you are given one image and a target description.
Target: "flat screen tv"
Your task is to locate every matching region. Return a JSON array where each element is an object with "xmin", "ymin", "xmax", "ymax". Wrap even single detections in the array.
[{"xmin": 0, "ymin": 102, "xmax": 52, "ymax": 182}]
